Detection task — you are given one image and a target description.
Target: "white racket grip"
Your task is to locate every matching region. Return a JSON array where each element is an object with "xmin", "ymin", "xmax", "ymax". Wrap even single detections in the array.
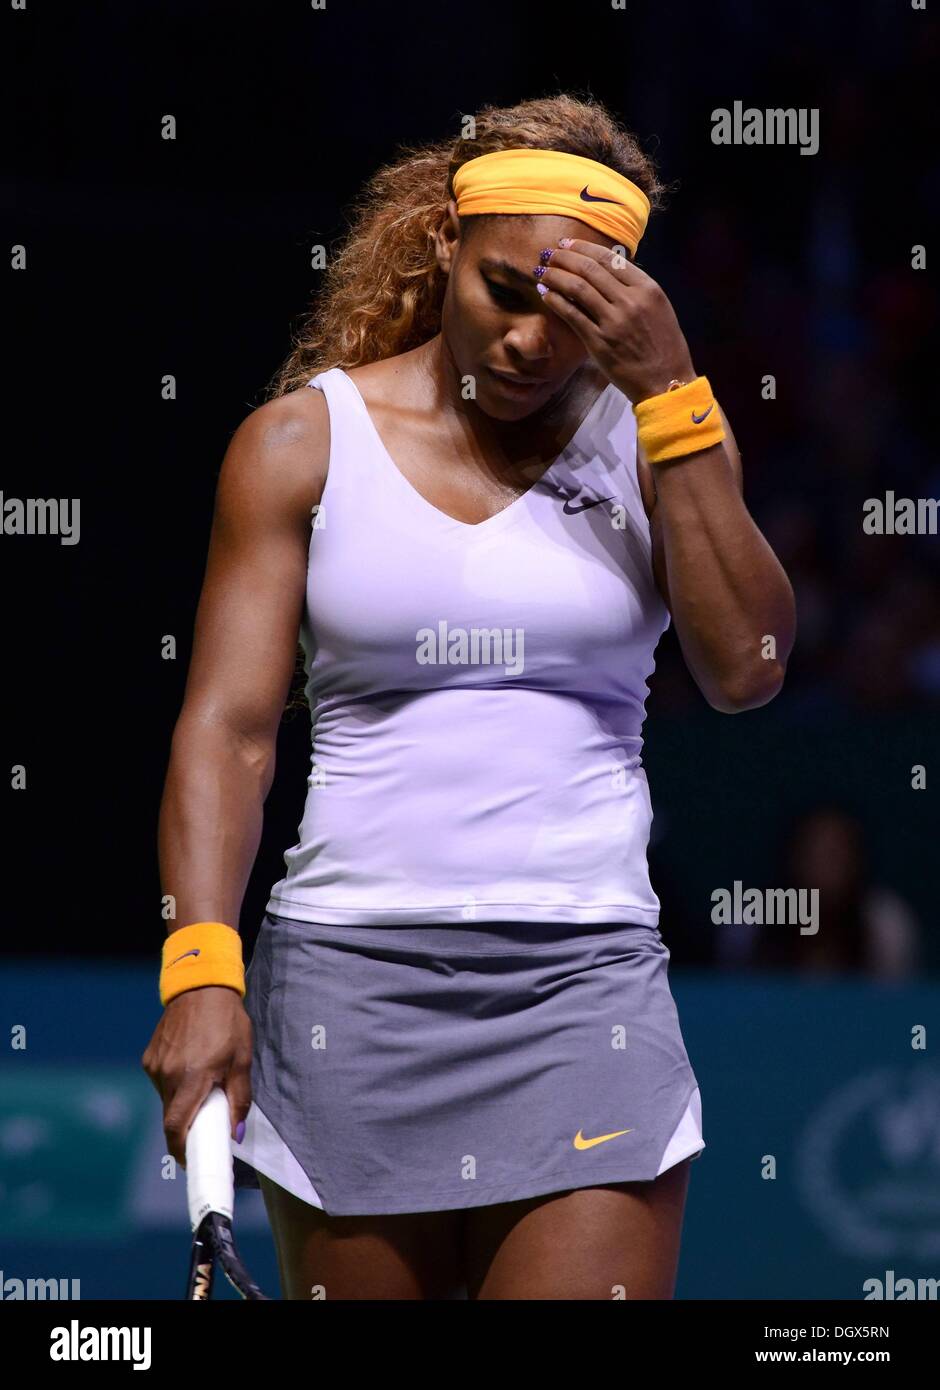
[{"xmin": 185, "ymin": 1086, "xmax": 235, "ymax": 1231}]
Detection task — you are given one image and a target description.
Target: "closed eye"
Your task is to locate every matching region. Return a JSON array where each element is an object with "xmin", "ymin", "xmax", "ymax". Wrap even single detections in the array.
[{"xmin": 485, "ymin": 278, "xmax": 529, "ymax": 309}]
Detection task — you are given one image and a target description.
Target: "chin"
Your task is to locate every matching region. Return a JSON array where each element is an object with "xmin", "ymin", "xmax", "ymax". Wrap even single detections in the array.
[{"xmin": 479, "ymin": 394, "xmax": 543, "ymax": 422}]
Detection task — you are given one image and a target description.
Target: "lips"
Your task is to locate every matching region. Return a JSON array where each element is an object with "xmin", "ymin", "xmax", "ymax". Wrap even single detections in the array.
[{"xmin": 487, "ymin": 367, "xmax": 548, "ymax": 388}]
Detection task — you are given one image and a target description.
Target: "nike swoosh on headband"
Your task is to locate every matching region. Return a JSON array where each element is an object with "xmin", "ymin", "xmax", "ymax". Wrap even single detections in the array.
[
  {"xmin": 169, "ymin": 948, "xmax": 201, "ymax": 966},
  {"xmin": 579, "ymin": 187, "xmax": 623, "ymax": 205},
  {"xmin": 692, "ymin": 404, "xmax": 715, "ymax": 424},
  {"xmin": 563, "ymin": 495, "xmax": 614, "ymax": 514}
]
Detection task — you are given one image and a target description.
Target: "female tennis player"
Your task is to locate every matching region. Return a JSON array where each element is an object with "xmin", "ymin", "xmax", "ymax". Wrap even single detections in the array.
[{"xmin": 142, "ymin": 94, "xmax": 795, "ymax": 1300}]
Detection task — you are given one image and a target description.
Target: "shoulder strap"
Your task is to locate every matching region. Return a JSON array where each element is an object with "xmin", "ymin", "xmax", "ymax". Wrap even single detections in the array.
[{"xmin": 303, "ymin": 367, "xmax": 390, "ymax": 505}]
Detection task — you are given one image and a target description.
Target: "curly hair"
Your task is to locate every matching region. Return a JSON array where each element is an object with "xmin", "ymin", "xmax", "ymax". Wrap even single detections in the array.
[{"xmin": 265, "ymin": 92, "xmax": 670, "ymax": 399}]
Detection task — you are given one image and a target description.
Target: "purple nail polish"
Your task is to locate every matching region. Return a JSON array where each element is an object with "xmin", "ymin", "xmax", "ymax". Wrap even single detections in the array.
[
  {"xmin": 533, "ymin": 265, "xmax": 547, "ymax": 280},
  {"xmin": 235, "ymin": 1119, "xmax": 246, "ymax": 1143},
  {"xmin": 538, "ymin": 247, "xmax": 554, "ymax": 263},
  {"xmin": 536, "ymin": 283, "xmax": 548, "ymax": 297}
]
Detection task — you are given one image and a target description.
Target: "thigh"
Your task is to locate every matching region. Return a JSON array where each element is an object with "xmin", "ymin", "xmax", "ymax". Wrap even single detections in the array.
[
  {"xmin": 258, "ymin": 1174, "xmax": 466, "ymax": 1300},
  {"xmin": 464, "ymin": 1158, "xmax": 692, "ymax": 1300}
]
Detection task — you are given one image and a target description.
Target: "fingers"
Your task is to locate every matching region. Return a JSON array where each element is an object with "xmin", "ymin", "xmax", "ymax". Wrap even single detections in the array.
[
  {"xmin": 163, "ymin": 1073, "xmax": 218, "ymax": 1169},
  {"xmin": 539, "ymin": 261, "xmax": 614, "ymax": 324},
  {"xmin": 536, "ymin": 240, "xmax": 650, "ymax": 342},
  {"xmin": 225, "ymin": 1064, "xmax": 252, "ymax": 1143},
  {"xmin": 536, "ymin": 272, "xmax": 607, "ymax": 349},
  {"xmin": 552, "ymin": 237, "xmax": 657, "ymax": 287},
  {"xmin": 141, "ymin": 1030, "xmax": 170, "ymax": 1104},
  {"xmin": 143, "ymin": 993, "xmax": 253, "ymax": 1167}
]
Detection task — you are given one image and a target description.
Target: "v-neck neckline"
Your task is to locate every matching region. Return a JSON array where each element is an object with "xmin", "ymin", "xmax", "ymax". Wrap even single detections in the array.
[{"xmin": 337, "ymin": 367, "xmax": 612, "ymax": 535}]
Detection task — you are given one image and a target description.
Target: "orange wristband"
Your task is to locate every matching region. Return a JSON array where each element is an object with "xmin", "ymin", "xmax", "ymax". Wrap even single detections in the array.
[
  {"xmin": 633, "ymin": 375, "xmax": 726, "ymax": 463},
  {"xmin": 159, "ymin": 921, "xmax": 245, "ymax": 1006}
]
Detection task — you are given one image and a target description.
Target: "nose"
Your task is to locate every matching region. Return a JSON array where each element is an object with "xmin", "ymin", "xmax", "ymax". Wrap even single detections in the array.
[{"xmin": 503, "ymin": 316, "xmax": 553, "ymax": 366}]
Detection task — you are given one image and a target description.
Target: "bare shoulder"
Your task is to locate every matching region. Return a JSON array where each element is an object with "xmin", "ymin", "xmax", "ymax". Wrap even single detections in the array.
[
  {"xmin": 218, "ymin": 384, "xmax": 331, "ymax": 529},
  {"xmin": 346, "ymin": 348, "xmax": 427, "ymax": 414}
]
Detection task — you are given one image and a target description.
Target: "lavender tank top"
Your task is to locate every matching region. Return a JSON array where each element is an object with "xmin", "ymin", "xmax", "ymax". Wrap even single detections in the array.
[{"xmin": 265, "ymin": 366, "xmax": 670, "ymax": 926}]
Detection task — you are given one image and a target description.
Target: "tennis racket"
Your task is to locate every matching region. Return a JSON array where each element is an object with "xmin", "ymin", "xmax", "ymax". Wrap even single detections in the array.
[{"xmin": 184, "ymin": 1086, "xmax": 271, "ymax": 1300}]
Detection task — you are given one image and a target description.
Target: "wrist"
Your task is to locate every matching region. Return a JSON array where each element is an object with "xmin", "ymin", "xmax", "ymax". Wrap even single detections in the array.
[
  {"xmin": 159, "ymin": 921, "xmax": 245, "ymax": 1007},
  {"xmin": 165, "ymin": 982, "xmax": 244, "ymax": 1005},
  {"xmin": 632, "ymin": 367, "xmax": 698, "ymax": 406},
  {"xmin": 632, "ymin": 375, "xmax": 725, "ymax": 464}
]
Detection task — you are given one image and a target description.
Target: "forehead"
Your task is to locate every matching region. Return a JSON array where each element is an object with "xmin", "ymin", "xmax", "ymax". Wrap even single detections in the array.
[{"xmin": 465, "ymin": 212, "xmax": 618, "ymax": 264}]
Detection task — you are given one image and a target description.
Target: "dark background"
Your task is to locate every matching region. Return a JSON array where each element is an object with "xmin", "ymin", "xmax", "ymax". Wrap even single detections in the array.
[
  {"xmin": 6, "ymin": 0, "xmax": 937, "ymax": 972},
  {"xmin": 2, "ymin": 0, "xmax": 938, "ymax": 1303}
]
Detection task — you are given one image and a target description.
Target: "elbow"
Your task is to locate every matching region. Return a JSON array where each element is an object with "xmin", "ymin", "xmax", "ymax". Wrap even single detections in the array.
[{"xmin": 705, "ymin": 660, "xmax": 787, "ymax": 714}]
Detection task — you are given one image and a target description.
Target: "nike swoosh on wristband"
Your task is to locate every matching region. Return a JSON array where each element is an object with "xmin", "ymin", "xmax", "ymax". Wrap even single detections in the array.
[
  {"xmin": 563, "ymin": 495, "xmax": 614, "ymax": 514},
  {"xmin": 692, "ymin": 404, "xmax": 715, "ymax": 424},
  {"xmin": 579, "ymin": 187, "xmax": 623, "ymax": 205},
  {"xmin": 169, "ymin": 948, "xmax": 201, "ymax": 967},
  {"xmin": 573, "ymin": 1128, "xmax": 635, "ymax": 1150}
]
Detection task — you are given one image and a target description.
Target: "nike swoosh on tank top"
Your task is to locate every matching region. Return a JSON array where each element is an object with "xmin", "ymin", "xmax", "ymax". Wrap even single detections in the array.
[{"xmin": 265, "ymin": 366, "xmax": 671, "ymax": 927}]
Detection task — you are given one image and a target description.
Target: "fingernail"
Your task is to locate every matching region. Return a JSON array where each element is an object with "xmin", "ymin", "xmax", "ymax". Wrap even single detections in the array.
[
  {"xmin": 536, "ymin": 283, "xmax": 548, "ymax": 297},
  {"xmin": 235, "ymin": 1119, "xmax": 246, "ymax": 1143},
  {"xmin": 533, "ymin": 265, "xmax": 547, "ymax": 280},
  {"xmin": 538, "ymin": 247, "xmax": 554, "ymax": 264},
  {"xmin": 558, "ymin": 238, "xmax": 573, "ymax": 247}
]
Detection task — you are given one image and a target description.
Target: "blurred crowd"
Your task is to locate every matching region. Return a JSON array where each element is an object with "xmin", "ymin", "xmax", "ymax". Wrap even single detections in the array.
[
  {"xmin": 634, "ymin": 8, "xmax": 939, "ymax": 717},
  {"xmin": 632, "ymin": 5, "xmax": 938, "ymax": 976},
  {"xmin": 654, "ymin": 806, "xmax": 927, "ymax": 979}
]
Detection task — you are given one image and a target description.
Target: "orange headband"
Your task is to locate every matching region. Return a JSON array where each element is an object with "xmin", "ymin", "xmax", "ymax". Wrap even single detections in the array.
[{"xmin": 452, "ymin": 149, "xmax": 651, "ymax": 256}]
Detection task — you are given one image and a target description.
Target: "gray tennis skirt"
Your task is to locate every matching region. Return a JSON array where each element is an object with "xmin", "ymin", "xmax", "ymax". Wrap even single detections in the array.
[{"xmin": 231, "ymin": 911, "xmax": 704, "ymax": 1216}]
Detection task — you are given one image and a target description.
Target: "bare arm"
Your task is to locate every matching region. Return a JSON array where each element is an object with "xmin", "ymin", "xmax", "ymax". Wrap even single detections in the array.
[
  {"xmin": 158, "ymin": 390, "xmax": 328, "ymax": 927},
  {"xmin": 637, "ymin": 406, "xmax": 796, "ymax": 713},
  {"xmin": 529, "ymin": 236, "xmax": 795, "ymax": 713},
  {"xmin": 143, "ymin": 385, "xmax": 329, "ymax": 1162}
]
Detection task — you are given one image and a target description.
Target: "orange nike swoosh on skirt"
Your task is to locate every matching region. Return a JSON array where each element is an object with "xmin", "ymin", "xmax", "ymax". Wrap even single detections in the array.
[{"xmin": 572, "ymin": 1128, "xmax": 634, "ymax": 1150}]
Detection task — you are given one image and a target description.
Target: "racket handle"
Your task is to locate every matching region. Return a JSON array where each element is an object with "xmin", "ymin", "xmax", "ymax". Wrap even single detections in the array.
[{"xmin": 185, "ymin": 1086, "xmax": 234, "ymax": 1231}]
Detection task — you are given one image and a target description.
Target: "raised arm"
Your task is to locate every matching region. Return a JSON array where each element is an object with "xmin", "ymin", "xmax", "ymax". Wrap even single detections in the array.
[
  {"xmin": 637, "ymin": 406, "xmax": 796, "ymax": 713},
  {"xmin": 532, "ymin": 235, "xmax": 796, "ymax": 714}
]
